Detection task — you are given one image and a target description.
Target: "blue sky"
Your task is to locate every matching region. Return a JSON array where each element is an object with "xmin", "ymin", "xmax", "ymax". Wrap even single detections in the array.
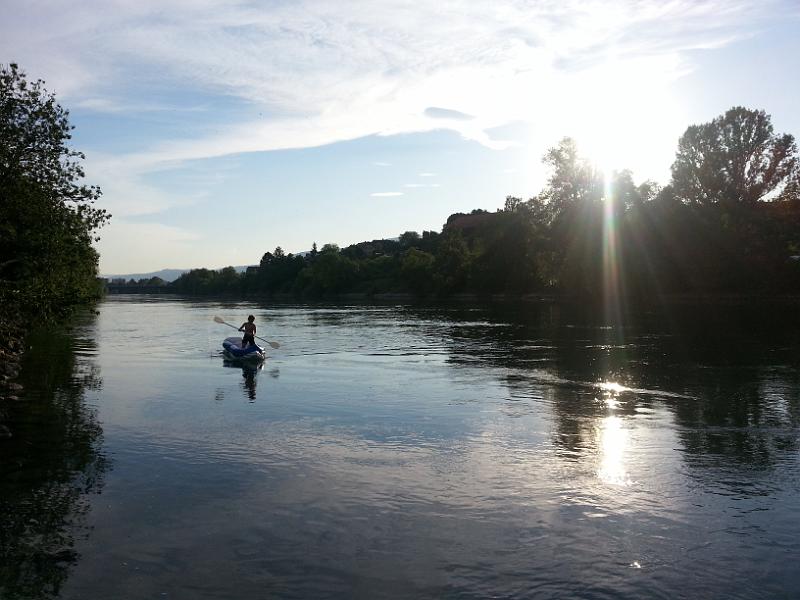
[{"xmin": 3, "ymin": 0, "xmax": 799, "ymax": 274}]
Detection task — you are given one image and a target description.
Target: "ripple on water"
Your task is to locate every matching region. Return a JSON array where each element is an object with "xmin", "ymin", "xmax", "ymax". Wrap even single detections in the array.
[{"xmin": 9, "ymin": 297, "xmax": 799, "ymax": 600}]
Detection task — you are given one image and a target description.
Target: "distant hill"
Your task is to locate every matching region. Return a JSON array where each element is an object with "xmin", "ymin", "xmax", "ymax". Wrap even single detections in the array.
[{"xmin": 102, "ymin": 266, "xmax": 251, "ymax": 283}]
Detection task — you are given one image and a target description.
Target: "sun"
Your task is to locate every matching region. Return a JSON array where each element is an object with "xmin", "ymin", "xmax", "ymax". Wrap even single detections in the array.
[{"xmin": 566, "ymin": 58, "xmax": 688, "ymax": 183}]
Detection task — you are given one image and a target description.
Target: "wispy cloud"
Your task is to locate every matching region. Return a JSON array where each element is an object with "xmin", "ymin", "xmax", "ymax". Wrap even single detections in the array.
[
  {"xmin": 1, "ymin": 0, "xmax": 789, "ymax": 218},
  {"xmin": 370, "ymin": 192, "xmax": 404, "ymax": 197},
  {"xmin": 75, "ymin": 97, "xmax": 209, "ymax": 114}
]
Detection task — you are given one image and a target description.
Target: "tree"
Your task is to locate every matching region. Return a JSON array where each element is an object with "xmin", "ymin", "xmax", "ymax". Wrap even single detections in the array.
[
  {"xmin": 608, "ymin": 170, "xmax": 660, "ymax": 211},
  {"xmin": 257, "ymin": 247, "xmax": 305, "ymax": 293},
  {"xmin": 503, "ymin": 196, "xmax": 522, "ymax": 212},
  {"xmin": 434, "ymin": 231, "xmax": 471, "ymax": 293},
  {"xmin": 401, "ymin": 248, "xmax": 434, "ymax": 293},
  {"xmin": 671, "ymin": 106, "xmax": 799, "ymax": 205},
  {"xmin": 303, "ymin": 251, "xmax": 357, "ymax": 294},
  {"xmin": 537, "ymin": 137, "xmax": 604, "ymax": 221},
  {"xmin": 1, "ymin": 63, "xmax": 110, "ymax": 323},
  {"xmin": 398, "ymin": 231, "xmax": 421, "ymax": 248}
]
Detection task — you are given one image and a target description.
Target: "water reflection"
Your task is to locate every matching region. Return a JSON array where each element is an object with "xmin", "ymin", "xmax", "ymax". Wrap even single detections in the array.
[
  {"xmin": 597, "ymin": 414, "xmax": 631, "ymax": 486},
  {"xmin": 0, "ymin": 318, "xmax": 107, "ymax": 600},
  {"xmin": 221, "ymin": 360, "xmax": 279, "ymax": 401},
  {"xmin": 5, "ymin": 297, "xmax": 799, "ymax": 598},
  {"xmin": 417, "ymin": 301, "xmax": 800, "ymax": 473}
]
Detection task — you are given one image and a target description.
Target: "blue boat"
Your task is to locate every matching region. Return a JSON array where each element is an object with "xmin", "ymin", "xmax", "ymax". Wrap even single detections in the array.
[{"xmin": 222, "ymin": 337, "xmax": 265, "ymax": 361}]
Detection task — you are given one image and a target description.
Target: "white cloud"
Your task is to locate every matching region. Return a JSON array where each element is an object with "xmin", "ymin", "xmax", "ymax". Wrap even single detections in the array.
[
  {"xmin": 3, "ymin": 1, "xmax": 776, "ymax": 164},
  {"xmin": 75, "ymin": 97, "xmax": 208, "ymax": 114}
]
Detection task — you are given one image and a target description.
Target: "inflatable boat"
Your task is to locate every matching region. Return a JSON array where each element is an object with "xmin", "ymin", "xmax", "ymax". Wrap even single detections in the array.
[{"xmin": 222, "ymin": 337, "xmax": 265, "ymax": 361}]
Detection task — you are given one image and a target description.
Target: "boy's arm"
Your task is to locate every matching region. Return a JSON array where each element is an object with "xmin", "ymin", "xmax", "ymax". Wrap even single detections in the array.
[{"xmin": 238, "ymin": 323, "xmax": 245, "ymax": 332}]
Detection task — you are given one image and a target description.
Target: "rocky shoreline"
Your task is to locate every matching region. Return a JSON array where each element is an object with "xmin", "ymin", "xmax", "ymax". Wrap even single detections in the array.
[{"xmin": 0, "ymin": 322, "xmax": 25, "ymax": 439}]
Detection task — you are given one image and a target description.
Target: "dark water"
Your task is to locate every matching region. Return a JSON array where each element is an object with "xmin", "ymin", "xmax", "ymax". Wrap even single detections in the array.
[{"xmin": 1, "ymin": 296, "xmax": 799, "ymax": 599}]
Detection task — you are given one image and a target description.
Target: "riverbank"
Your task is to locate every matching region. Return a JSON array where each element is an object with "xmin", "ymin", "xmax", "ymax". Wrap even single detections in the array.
[
  {"xmin": 0, "ymin": 318, "xmax": 25, "ymax": 438},
  {"xmin": 108, "ymin": 287, "xmax": 800, "ymax": 306}
]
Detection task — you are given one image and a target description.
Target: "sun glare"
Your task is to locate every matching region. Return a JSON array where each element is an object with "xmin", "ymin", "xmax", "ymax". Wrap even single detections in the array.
[
  {"xmin": 598, "ymin": 415, "xmax": 632, "ymax": 487},
  {"xmin": 567, "ymin": 59, "xmax": 686, "ymax": 181},
  {"xmin": 599, "ymin": 381, "xmax": 627, "ymax": 395}
]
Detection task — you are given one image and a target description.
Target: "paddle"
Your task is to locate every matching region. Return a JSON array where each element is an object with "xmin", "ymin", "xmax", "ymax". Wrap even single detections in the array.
[{"xmin": 214, "ymin": 316, "xmax": 280, "ymax": 349}]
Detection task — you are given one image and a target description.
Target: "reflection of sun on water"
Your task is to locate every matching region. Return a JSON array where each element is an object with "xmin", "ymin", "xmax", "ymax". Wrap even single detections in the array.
[
  {"xmin": 599, "ymin": 381, "xmax": 627, "ymax": 395},
  {"xmin": 597, "ymin": 384, "xmax": 633, "ymax": 486},
  {"xmin": 598, "ymin": 415, "xmax": 631, "ymax": 486}
]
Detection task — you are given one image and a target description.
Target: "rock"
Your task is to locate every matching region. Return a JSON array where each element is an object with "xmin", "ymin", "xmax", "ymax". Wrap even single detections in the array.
[
  {"xmin": 7, "ymin": 383, "xmax": 23, "ymax": 392},
  {"xmin": 0, "ymin": 425, "xmax": 11, "ymax": 439},
  {"xmin": 0, "ymin": 362, "xmax": 19, "ymax": 377}
]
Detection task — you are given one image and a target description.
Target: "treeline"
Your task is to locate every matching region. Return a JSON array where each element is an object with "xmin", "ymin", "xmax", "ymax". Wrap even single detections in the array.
[
  {"xmin": 173, "ymin": 106, "xmax": 800, "ymax": 300},
  {"xmin": 108, "ymin": 277, "xmax": 168, "ymax": 287},
  {"xmin": 1, "ymin": 64, "xmax": 109, "ymax": 350}
]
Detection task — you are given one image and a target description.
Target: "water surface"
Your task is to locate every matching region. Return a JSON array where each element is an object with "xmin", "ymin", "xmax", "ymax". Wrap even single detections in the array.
[{"xmin": 2, "ymin": 296, "xmax": 799, "ymax": 599}]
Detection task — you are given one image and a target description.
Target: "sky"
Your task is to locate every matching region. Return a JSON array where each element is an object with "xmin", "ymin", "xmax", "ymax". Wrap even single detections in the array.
[{"xmin": 3, "ymin": 0, "xmax": 799, "ymax": 275}]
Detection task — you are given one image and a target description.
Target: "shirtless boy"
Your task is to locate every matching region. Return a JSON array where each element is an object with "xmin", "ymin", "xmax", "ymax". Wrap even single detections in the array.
[{"xmin": 238, "ymin": 315, "xmax": 257, "ymax": 348}]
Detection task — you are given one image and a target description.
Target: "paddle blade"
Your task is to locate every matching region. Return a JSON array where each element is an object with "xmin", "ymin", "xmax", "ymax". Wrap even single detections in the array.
[
  {"xmin": 213, "ymin": 316, "xmax": 225, "ymax": 324},
  {"xmin": 268, "ymin": 341, "xmax": 280, "ymax": 349}
]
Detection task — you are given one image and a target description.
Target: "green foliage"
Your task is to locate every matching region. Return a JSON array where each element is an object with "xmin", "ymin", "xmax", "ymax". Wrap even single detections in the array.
[
  {"xmin": 303, "ymin": 248, "xmax": 358, "ymax": 294},
  {"xmin": 401, "ymin": 248, "xmax": 435, "ymax": 294},
  {"xmin": 0, "ymin": 63, "xmax": 110, "ymax": 331},
  {"xmin": 171, "ymin": 267, "xmax": 242, "ymax": 294},
  {"xmin": 255, "ymin": 248, "xmax": 306, "ymax": 292},
  {"xmin": 433, "ymin": 231, "xmax": 472, "ymax": 293}
]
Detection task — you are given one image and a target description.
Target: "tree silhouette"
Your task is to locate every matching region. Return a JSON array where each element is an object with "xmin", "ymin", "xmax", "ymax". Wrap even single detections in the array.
[{"xmin": 671, "ymin": 106, "xmax": 799, "ymax": 205}]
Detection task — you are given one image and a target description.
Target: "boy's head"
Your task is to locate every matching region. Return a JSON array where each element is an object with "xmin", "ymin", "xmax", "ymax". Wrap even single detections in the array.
[{"xmin": 248, "ymin": 315, "xmax": 255, "ymax": 322}]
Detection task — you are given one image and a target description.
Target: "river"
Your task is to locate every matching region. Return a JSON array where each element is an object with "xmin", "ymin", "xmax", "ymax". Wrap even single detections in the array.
[{"xmin": 1, "ymin": 295, "xmax": 799, "ymax": 599}]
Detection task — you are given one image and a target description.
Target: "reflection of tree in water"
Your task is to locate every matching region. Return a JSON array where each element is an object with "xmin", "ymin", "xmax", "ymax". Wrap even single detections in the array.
[
  {"xmin": 673, "ymin": 372, "xmax": 800, "ymax": 475},
  {"xmin": 405, "ymin": 301, "xmax": 800, "ymax": 470},
  {"xmin": 654, "ymin": 305, "xmax": 800, "ymax": 472},
  {"xmin": 0, "ymin": 325, "xmax": 107, "ymax": 600}
]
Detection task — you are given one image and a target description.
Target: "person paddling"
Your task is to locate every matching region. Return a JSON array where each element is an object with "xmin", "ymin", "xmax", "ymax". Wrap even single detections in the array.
[{"xmin": 238, "ymin": 315, "xmax": 257, "ymax": 348}]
